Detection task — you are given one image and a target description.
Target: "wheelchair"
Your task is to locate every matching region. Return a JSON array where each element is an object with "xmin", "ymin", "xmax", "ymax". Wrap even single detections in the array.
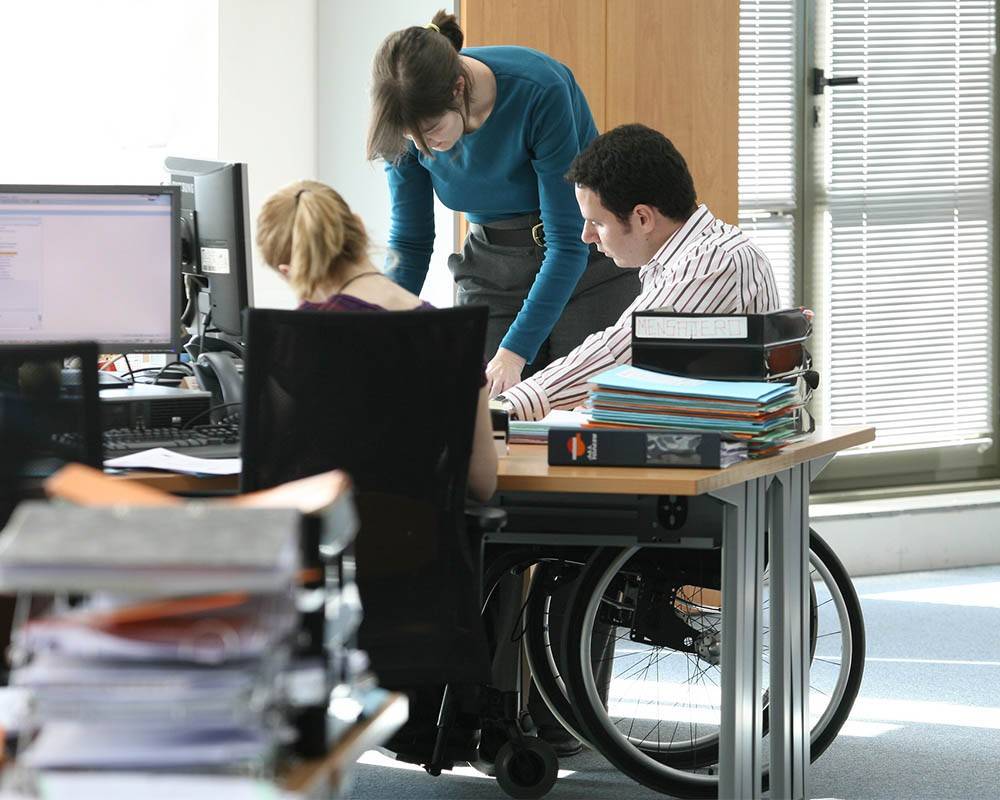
[{"xmin": 413, "ymin": 498, "xmax": 860, "ymax": 800}]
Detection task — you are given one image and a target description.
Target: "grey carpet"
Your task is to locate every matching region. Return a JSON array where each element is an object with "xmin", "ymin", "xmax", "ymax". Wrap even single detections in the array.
[{"xmin": 345, "ymin": 564, "xmax": 1000, "ymax": 799}]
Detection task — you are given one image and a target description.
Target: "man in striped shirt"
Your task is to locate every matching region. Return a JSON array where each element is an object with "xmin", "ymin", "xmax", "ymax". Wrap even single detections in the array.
[{"xmin": 500, "ymin": 124, "xmax": 781, "ymax": 420}]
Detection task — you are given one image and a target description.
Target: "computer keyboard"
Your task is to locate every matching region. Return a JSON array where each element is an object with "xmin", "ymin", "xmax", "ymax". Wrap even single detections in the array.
[{"xmin": 102, "ymin": 422, "xmax": 242, "ymax": 459}]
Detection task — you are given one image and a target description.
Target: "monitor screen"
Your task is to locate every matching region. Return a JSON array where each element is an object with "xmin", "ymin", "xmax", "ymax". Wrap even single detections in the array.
[
  {"xmin": 0, "ymin": 186, "xmax": 180, "ymax": 353},
  {"xmin": 165, "ymin": 158, "xmax": 253, "ymax": 343}
]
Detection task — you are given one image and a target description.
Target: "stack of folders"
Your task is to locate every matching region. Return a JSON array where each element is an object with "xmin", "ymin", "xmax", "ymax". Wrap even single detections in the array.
[
  {"xmin": 584, "ymin": 364, "xmax": 803, "ymax": 459},
  {"xmin": 0, "ymin": 503, "xmax": 304, "ymax": 772}
]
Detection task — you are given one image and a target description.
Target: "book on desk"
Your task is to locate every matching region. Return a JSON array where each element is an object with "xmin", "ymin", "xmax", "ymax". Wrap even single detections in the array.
[{"xmin": 548, "ymin": 427, "xmax": 747, "ymax": 469}]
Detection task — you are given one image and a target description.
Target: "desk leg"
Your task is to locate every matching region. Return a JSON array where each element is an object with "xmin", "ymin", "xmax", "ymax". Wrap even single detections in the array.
[
  {"xmin": 769, "ymin": 463, "xmax": 811, "ymax": 800},
  {"xmin": 712, "ymin": 477, "xmax": 766, "ymax": 800}
]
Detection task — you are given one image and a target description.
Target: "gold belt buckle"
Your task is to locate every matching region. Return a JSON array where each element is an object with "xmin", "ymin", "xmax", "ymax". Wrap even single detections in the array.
[{"xmin": 531, "ymin": 222, "xmax": 545, "ymax": 247}]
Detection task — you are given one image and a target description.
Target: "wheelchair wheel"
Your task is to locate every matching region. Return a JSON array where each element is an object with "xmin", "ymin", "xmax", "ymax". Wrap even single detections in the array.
[
  {"xmin": 560, "ymin": 529, "xmax": 865, "ymax": 798},
  {"xmin": 522, "ymin": 561, "xmax": 592, "ymax": 746},
  {"xmin": 494, "ymin": 738, "xmax": 559, "ymax": 799}
]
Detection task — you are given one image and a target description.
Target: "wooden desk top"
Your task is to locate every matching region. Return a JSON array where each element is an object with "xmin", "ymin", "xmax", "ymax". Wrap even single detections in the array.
[
  {"xmin": 497, "ymin": 425, "xmax": 875, "ymax": 496},
  {"xmin": 107, "ymin": 471, "xmax": 238, "ymax": 494},
  {"xmin": 114, "ymin": 426, "xmax": 875, "ymax": 499}
]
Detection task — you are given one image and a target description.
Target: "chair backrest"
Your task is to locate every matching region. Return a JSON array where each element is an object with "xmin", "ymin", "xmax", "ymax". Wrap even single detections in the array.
[{"xmin": 240, "ymin": 306, "xmax": 491, "ymax": 687}]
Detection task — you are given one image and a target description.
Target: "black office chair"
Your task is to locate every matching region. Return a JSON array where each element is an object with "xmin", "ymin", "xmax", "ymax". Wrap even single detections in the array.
[{"xmin": 240, "ymin": 307, "xmax": 555, "ymax": 796}]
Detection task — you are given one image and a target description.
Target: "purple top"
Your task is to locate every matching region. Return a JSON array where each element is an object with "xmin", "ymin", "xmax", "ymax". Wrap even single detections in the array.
[
  {"xmin": 298, "ymin": 294, "xmax": 434, "ymax": 313},
  {"xmin": 298, "ymin": 294, "xmax": 486, "ymax": 387}
]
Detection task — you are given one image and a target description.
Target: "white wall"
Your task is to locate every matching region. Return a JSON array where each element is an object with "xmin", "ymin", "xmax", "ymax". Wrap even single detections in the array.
[
  {"xmin": 218, "ymin": 0, "xmax": 319, "ymax": 310},
  {"xmin": 317, "ymin": 0, "xmax": 457, "ymax": 307},
  {"xmin": 812, "ymin": 490, "xmax": 1000, "ymax": 577},
  {"xmin": 218, "ymin": 0, "xmax": 455, "ymax": 309},
  {"xmin": 0, "ymin": 1, "xmax": 218, "ymax": 183}
]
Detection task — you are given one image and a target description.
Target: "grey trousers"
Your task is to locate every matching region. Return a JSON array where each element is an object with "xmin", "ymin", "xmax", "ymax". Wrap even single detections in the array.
[{"xmin": 448, "ymin": 216, "xmax": 641, "ymax": 372}]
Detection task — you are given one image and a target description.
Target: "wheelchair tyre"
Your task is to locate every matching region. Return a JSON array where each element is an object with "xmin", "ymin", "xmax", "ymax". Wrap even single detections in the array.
[
  {"xmin": 522, "ymin": 563, "xmax": 593, "ymax": 747},
  {"xmin": 560, "ymin": 530, "xmax": 865, "ymax": 798},
  {"xmin": 493, "ymin": 739, "xmax": 559, "ymax": 800}
]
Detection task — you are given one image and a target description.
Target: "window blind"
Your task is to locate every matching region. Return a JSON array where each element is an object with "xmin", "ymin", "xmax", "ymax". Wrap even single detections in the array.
[
  {"xmin": 739, "ymin": 0, "xmax": 798, "ymax": 307},
  {"xmin": 820, "ymin": 0, "xmax": 995, "ymax": 455}
]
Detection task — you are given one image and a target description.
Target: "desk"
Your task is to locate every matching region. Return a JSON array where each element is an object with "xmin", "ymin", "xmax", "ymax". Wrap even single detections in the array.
[
  {"xmin": 491, "ymin": 425, "xmax": 875, "ymax": 800},
  {"xmin": 115, "ymin": 426, "xmax": 873, "ymax": 798},
  {"xmin": 106, "ymin": 471, "xmax": 237, "ymax": 494},
  {"xmin": 282, "ymin": 690, "xmax": 408, "ymax": 798}
]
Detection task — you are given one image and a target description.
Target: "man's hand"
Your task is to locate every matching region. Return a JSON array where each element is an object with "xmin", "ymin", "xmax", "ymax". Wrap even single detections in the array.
[{"xmin": 486, "ymin": 347, "xmax": 526, "ymax": 398}]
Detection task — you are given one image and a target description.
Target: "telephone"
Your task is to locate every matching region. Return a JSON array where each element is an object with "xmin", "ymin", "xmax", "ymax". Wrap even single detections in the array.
[{"xmin": 192, "ymin": 351, "xmax": 243, "ymax": 421}]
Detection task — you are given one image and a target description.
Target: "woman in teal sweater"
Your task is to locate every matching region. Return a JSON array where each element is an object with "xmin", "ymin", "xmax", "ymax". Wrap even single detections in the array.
[{"xmin": 367, "ymin": 10, "xmax": 639, "ymax": 397}]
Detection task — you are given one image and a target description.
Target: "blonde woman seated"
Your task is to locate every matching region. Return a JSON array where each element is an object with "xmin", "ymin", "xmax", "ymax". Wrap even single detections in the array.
[{"xmin": 256, "ymin": 179, "xmax": 497, "ymax": 501}]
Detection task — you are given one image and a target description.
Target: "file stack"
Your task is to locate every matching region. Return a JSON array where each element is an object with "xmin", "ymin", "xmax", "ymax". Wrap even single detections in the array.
[
  {"xmin": 585, "ymin": 365, "xmax": 804, "ymax": 458},
  {"xmin": 629, "ymin": 308, "xmax": 819, "ymax": 440},
  {"xmin": 0, "ymin": 503, "xmax": 304, "ymax": 772}
]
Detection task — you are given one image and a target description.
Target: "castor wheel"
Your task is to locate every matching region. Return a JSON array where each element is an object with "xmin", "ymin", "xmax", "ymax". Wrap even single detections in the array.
[{"xmin": 494, "ymin": 738, "xmax": 559, "ymax": 799}]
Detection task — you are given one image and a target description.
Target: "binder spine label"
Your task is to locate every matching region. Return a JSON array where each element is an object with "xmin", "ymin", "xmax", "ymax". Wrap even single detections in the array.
[
  {"xmin": 634, "ymin": 315, "xmax": 748, "ymax": 340},
  {"xmin": 548, "ymin": 429, "xmax": 720, "ymax": 468}
]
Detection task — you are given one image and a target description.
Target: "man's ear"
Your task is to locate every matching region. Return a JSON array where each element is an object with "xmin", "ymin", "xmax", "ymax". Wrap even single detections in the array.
[{"xmin": 634, "ymin": 204, "xmax": 657, "ymax": 232}]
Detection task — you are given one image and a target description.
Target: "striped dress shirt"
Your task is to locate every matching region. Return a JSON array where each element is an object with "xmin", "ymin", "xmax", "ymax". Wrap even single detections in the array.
[{"xmin": 503, "ymin": 204, "xmax": 781, "ymax": 420}]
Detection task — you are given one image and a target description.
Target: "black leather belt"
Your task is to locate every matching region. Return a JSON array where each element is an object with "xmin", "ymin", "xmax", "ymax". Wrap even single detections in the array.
[{"xmin": 479, "ymin": 222, "xmax": 546, "ymax": 247}]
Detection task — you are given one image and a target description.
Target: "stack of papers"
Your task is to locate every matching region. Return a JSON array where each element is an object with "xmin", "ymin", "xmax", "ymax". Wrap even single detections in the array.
[
  {"xmin": 586, "ymin": 365, "xmax": 804, "ymax": 458},
  {"xmin": 0, "ymin": 503, "xmax": 303, "ymax": 772},
  {"xmin": 0, "ymin": 504, "xmax": 300, "ymax": 594},
  {"xmin": 509, "ymin": 410, "xmax": 591, "ymax": 444},
  {"xmin": 11, "ymin": 592, "xmax": 297, "ymax": 770}
]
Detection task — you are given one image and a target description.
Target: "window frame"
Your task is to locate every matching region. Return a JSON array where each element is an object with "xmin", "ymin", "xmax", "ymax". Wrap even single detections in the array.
[{"xmin": 738, "ymin": 0, "xmax": 1000, "ymax": 492}]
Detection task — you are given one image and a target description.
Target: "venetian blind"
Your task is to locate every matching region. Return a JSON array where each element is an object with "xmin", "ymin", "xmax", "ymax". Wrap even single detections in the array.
[
  {"xmin": 739, "ymin": 0, "xmax": 798, "ymax": 307},
  {"xmin": 821, "ymin": 0, "xmax": 995, "ymax": 454}
]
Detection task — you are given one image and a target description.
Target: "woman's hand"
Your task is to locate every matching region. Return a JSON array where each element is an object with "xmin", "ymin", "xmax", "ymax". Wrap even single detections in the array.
[{"xmin": 486, "ymin": 347, "xmax": 526, "ymax": 398}]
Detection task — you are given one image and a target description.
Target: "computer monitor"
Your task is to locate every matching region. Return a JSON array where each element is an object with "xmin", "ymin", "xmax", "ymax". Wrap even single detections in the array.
[
  {"xmin": 165, "ymin": 158, "xmax": 253, "ymax": 355},
  {"xmin": 0, "ymin": 341, "xmax": 103, "ymax": 485},
  {"xmin": 0, "ymin": 185, "xmax": 181, "ymax": 353}
]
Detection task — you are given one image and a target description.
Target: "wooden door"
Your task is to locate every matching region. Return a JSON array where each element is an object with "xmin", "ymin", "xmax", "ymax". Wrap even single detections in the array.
[
  {"xmin": 606, "ymin": 0, "xmax": 739, "ymax": 222},
  {"xmin": 459, "ymin": 0, "xmax": 738, "ymax": 223},
  {"xmin": 460, "ymin": 0, "xmax": 607, "ymax": 130}
]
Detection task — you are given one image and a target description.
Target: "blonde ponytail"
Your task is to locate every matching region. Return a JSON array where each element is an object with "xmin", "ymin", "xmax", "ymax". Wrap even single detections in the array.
[{"xmin": 256, "ymin": 180, "xmax": 369, "ymax": 300}]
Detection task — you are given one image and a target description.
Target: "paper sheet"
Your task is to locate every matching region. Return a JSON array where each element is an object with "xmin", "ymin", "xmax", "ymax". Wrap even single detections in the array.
[
  {"xmin": 104, "ymin": 447, "xmax": 241, "ymax": 475},
  {"xmin": 37, "ymin": 771, "xmax": 284, "ymax": 799}
]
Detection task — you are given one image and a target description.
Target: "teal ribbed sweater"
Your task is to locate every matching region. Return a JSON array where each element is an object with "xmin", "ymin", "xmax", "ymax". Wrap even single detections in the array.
[{"xmin": 385, "ymin": 46, "xmax": 598, "ymax": 362}]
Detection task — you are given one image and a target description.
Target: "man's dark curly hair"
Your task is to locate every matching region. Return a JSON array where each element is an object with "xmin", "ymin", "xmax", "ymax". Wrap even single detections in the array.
[{"xmin": 566, "ymin": 124, "xmax": 697, "ymax": 224}]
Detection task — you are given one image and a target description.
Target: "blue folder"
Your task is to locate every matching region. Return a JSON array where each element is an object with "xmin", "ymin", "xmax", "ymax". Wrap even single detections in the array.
[{"xmin": 589, "ymin": 365, "xmax": 796, "ymax": 404}]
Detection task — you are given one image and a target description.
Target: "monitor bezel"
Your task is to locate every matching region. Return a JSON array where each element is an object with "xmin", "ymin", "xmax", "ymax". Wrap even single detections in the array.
[{"xmin": 0, "ymin": 183, "xmax": 182, "ymax": 354}]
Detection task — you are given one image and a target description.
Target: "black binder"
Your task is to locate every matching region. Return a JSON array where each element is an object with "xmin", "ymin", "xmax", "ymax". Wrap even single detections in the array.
[
  {"xmin": 631, "ymin": 308, "xmax": 813, "ymax": 382},
  {"xmin": 548, "ymin": 427, "xmax": 741, "ymax": 469}
]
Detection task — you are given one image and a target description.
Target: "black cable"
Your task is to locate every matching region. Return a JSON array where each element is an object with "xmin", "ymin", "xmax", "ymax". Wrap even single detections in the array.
[
  {"xmin": 127, "ymin": 365, "xmax": 193, "ymax": 377},
  {"xmin": 121, "ymin": 354, "xmax": 136, "ymax": 385},
  {"xmin": 181, "ymin": 401, "xmax": 242, "ymax": 430},
  {"xmin": 151, "ymin": 360, "xmax": 193, "ymax": 385}
]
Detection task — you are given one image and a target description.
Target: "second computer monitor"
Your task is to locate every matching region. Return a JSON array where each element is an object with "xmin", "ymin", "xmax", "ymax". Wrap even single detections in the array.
[
  {"xmin": 165, "ymin": 158, "xmax": 253, "ymax": 343},
  {"xmin": 0, "ymin": 185, "xmax": 180, "ymax": 352}
]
